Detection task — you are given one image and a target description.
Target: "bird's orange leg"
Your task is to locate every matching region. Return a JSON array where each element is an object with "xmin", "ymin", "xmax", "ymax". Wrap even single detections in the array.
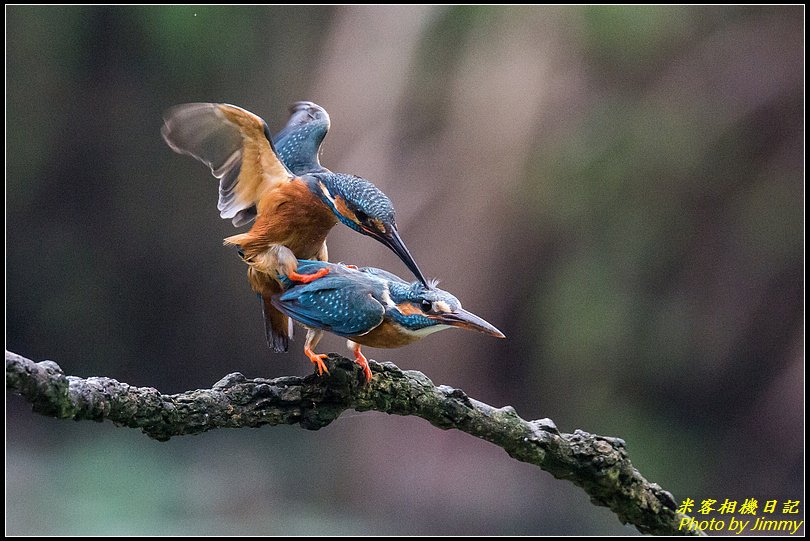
[
  {"xmin": 288, "ymin": 267, "xmax": 330, "ymax": 284},
  {"xmin": 304, "ymin": 330, "xmax": 329, "ymax": 375},
  {"xmin": 348, "ymin": 340, "xmax": 373, "ymax": 383},
  {"xmin": 304, "ymin": 347, "xmax": 329, "ymax": 375}
]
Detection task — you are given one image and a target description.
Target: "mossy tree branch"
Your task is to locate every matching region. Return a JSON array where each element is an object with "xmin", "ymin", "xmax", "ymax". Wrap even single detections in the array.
[{"xmin": 6, "ymin": 349, "xmax": 699, "ymax": 535}]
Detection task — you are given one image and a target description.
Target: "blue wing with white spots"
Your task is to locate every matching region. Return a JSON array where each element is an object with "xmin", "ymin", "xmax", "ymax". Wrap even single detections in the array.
[
  {"xmin": 273, "ymin": 102, "xmax": 330, "ymax": 175},
  {"xmin": 272, "ymin": 264, "xmax": 386, "ymax": 337}
]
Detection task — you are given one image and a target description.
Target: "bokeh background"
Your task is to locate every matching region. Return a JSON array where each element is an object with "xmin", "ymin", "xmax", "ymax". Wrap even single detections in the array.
[{"xmin": 6, "ymin": 6, "xmax": 803, "ymax": 535}]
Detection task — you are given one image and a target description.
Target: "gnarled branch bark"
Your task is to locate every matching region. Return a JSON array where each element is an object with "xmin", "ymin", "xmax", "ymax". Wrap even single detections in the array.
[{"xmin": 6, "ymin": 349, "xmax": 699, "ymax": 535}]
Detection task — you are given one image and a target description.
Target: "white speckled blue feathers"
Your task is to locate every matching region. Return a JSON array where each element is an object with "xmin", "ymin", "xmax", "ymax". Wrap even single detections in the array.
[
  {"xmin": 273, "ymin": 101, "xmax": 330, "ymax": 175},
  {"xmin": 273, "ymin": 261, "xmax": 385, "ymax": 337}
]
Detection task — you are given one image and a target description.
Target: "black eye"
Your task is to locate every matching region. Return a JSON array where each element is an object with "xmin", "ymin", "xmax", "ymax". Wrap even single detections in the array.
[
  {"xmin": 420, "ymin": 300, "xmax": 432, "ymax": 313},
  {"xmin": 354, "ymin": 210, "xmax": 368, "ymax": 223}
]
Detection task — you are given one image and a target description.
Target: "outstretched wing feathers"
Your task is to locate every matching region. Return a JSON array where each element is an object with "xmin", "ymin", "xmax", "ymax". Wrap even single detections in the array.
[
  {"xmin": 161, "ymin": 103, "xmax": 294, "ymax": 227},
  {"xmin": 273, "ymin": 101, "xmax": 331, "ymax": 175},
  {"xmin": 162, "ymin": 103, "xmax": 242, "ymax": 171}
]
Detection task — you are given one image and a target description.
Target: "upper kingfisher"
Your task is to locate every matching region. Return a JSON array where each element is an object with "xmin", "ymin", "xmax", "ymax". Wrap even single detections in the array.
[
  {"xmin": 273, "ymin": 260, "xmax": 505, "ymax": 382},
  {"xmin": 161, "ymin": 102, "xmax": 427, "ymax": 353}
]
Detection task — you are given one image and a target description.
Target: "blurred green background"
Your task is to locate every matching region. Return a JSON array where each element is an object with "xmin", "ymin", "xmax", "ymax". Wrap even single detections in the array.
[{"xmin": 6, "ymin": 6, "xmax": 803, "ymax": 535}]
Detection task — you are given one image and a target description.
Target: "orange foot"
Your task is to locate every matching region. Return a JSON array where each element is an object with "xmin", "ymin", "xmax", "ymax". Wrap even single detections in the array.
[
  {"xmin": 289, "ymin": 267, "xmax": 330, "ymax": 284},
  {"xmin": 345, "ymin": 264, "xmax": 359, "ymax": 270},
  {"xmin": 351, "ymin": 344, "xmax": 373, "ymax": 384},
  {"xmin": 304, "ymin": 346, "xmax": 330, "ymax": 376}
]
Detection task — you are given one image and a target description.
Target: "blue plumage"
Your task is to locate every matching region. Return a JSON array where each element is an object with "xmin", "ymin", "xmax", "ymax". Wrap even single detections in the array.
[
  {"xmin": 162, "ymin": 100, "xmax": 431, "ymax": 362},
  {"xmin": 273, "ymin": 101, "xmax": 330, "ymax": 175},
  {"xmin": 276, "ymin": 286, "xmax": 385, "ymax": 338},
  {"xmin": 310, "ymin": 173, "xmax": 397, "ymax": 234},
  {"xmin": 356, "ymin": 266, "xmax": 409, "ymax": 285},
  {"xmin": 272, "ymin": 260, "xmax": 504, "ymax": 351},
  {"xmin": 270, "ymin": 103, "xmax": 399, "ymax": 246},
  {"xmin": 269, "ymin": 102, "xmax": 425, "ymax": 286},
  {"xmin": 270, "ymin": 103, "xmax": 397, "ymax": 239},
  {"xmin": 274, "ymin": 261, "xmax": 385, "ymax": 336},
  {"xmin": 163, "ymin": 100, "xmax": 427, "ymax": 287}
]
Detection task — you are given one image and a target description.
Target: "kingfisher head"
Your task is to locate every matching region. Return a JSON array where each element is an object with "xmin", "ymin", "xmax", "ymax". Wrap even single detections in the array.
[
  {"xmin": 385, "ymin": 279, "xmax": 505, "ymax": 338},
  {"xmin": 310, "ymin": 173, "xmax": 428, "ymax": 287}
]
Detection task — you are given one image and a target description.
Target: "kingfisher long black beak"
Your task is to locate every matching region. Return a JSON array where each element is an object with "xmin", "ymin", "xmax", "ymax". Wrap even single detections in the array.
[
  {"xmin": 432, "ymin": 309, "xmax": 506, "ymax": 338},
  {"xmin": 381, "ymin": 227, "xmax": 429, "ymax": 288}
]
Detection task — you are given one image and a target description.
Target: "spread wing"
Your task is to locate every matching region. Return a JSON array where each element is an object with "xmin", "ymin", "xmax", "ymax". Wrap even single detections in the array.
[
  {"xmin": 273, "ymin": 101, "xmax": 331, "ymax": 175},
  {"xmin": 272, "ymin": 264, "xmax": 385, "ymax": 337},
  {"xmin": 161, "ymin": 103, "xmax": 294, "ymax": 227}
]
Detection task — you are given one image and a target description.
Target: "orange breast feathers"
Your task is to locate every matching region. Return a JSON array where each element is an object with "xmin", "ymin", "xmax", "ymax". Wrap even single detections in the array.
[
  {"xmin": 225, "ymin": 178, "xmax": 338, "ymax": 260},
  {"xmin": 351, "ymin": 319, "xmax": 423, "ymax": 349}
]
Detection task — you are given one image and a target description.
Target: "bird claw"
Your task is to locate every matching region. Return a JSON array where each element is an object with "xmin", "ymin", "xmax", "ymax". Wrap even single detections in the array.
[
  {"xmin": 351, "ymin": 348, "xmax": 373, "ymax": 384},
  {"xmin": 306, "ymin": 352, "xmax": 330, "ymax": 376},
  {"xmin": 309, "ymin": 353, "xmax": 329, "ymax": 376},
  {"xmin": 288, "ymin": 267, "xmax": 330, "ymax": 284},
  {"xmin": 314, "ymin": 359, "xmax": 330, "ymax": 376},
  {"xmin": 358, "ymin": 361, "xmax": 373, "ymax": 384}
]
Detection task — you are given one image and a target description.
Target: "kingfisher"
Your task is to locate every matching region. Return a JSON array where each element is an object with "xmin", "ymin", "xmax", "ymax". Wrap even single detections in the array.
[
  {"xmin": 273, "ymin": 260, "xmax": 505, "ymax": 382},
  {"xmin": 161, "ymin": 102, "xmax": 427, "ymax": 353}
]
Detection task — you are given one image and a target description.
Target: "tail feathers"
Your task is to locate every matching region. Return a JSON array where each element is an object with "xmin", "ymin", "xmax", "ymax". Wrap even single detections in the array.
[
  {"xmin": 235, "ymin": 244, "xmax": 302, "ymax": 352},
  {"xmin": 260, "ymin": 294, "xmax": 292, "ymax": 352}
]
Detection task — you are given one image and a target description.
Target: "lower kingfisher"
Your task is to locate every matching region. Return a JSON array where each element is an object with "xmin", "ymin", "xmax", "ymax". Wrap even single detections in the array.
[
  {"xmin": 273, "ymin": 259, "xmax": 505, "ymax": 382},
  {"xmin": 161, "ymin": 102, "xmax": 427, "ymax": 353}
]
